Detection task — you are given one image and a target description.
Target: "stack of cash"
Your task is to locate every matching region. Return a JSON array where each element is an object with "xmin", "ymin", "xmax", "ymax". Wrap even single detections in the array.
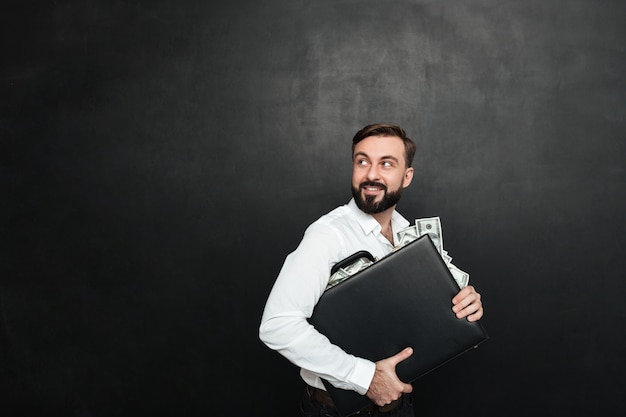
[
  {"xmin": 326, "ymin": 216, "xmax": 469, "ymax": 291},
  {"xmin": 397, "ymin": 217, "xmax": 469, "ymax": 288},
  {"xmin": 327, "ymin": 256, "xmax": 374, "ymax": 289}
]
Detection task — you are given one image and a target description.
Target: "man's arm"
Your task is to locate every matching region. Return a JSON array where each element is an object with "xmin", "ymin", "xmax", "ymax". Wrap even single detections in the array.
[{"xmin": 259, "ymin": 223, "xmax": 377, "ymax": 394}]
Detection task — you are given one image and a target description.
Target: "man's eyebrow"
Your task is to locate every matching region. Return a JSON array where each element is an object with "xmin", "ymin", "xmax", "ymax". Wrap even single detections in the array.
[
  {"xmin": 353, "ymin": 151, "xmax": 400, "ymax": 163},
  {"xmin": 381, "ymin": 155, "xmax": 400, "ymax": 163}
]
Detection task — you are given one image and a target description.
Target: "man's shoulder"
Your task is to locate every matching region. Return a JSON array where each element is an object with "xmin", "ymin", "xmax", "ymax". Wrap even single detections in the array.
[
  {"xmin": 299, "ymin": 203, "xmax": 354, "ymax": 239},
  {"xmin": 298, "ymin": 203, "xmax": 362, "ymax": 259},
  {"xmin": 312, "ymin": 202, "xmax": 354, "ymax": 227}
]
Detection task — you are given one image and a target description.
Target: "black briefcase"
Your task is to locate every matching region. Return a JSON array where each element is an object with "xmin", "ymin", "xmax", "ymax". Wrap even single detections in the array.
[{"xmin": 309, "ymin": 235, "xmax": 489, "ymax": 416}]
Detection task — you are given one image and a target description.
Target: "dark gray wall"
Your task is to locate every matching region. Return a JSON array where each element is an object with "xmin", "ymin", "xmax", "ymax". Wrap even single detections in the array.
[{"xmin": 2, "ymin": 0, "xmax": 625, "ymax": 415}]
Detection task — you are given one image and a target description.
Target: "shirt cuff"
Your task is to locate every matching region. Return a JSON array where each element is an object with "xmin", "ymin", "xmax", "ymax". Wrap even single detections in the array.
[{"xmin": 350, "ymin": 357, "xmax": 376, "ymax": 395}]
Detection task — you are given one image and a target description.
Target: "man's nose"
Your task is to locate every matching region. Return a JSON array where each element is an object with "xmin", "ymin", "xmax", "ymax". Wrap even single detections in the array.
[{"xmin": 366, "ymin": 164, "xmax": 380, "ymax": 180}]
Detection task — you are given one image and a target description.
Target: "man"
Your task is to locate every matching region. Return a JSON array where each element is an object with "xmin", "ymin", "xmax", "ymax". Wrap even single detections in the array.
[{"xmin": 259, "ymin": 124, "xmax": 484, "ymax": 416}]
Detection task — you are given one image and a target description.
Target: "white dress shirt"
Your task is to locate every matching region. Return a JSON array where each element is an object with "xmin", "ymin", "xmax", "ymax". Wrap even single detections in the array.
[{"xmin": 259, "ymin": 199, "xmax": 410, "ymax": 394}]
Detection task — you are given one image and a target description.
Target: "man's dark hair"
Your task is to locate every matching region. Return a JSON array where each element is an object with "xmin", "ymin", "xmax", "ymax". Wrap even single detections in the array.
[{"xmin": 352, "ymin": 123, "xmax": 416, "ymax": 168}]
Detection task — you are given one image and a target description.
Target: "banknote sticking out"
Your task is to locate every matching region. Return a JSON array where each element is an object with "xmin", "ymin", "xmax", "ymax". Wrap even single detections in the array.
[{"xmin": 397, "ymin": 217, "xmax": 469, "ymax": 288}]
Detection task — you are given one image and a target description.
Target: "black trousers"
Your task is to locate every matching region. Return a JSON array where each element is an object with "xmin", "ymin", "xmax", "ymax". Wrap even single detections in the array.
[{"xmin": 300, "ymin": 386, "xmax": 415, "ymax": 417}]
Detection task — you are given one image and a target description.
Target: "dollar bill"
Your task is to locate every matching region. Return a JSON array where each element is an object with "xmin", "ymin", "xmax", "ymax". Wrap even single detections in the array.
[
  {"xmin": 327, "ymin": 256, "xmax": 374, "ymax": 289},
  {"xmin": 396, "ymin": 225, "xmax": 419, "ymax": 247},
  {"xmin": 442, "ymin": 249, "xmax": 452, "ymax": 265},
  {"xmin": 416, "ymin": 216, "xmax": 444, "ymax": 255},
  {"xmin": 449, "ymin": 264, "xmax": 469, "ymax": 288}
]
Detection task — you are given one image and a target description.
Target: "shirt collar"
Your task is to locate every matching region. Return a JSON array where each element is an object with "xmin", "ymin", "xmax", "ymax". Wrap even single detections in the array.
[{"xmin": 347, "ymin": 198, "xmax": 410, "ymax": 237}]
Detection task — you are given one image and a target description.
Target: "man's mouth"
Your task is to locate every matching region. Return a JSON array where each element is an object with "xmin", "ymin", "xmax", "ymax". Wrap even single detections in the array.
[{"xmin": 360, "ymin": 182, "xmax": 386, "ymax": 195}]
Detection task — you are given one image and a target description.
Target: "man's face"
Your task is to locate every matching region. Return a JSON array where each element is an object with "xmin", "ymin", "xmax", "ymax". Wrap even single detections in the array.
[{"xmin": 351, "ymin": 135, "xmax": 414, "ymax": 214}]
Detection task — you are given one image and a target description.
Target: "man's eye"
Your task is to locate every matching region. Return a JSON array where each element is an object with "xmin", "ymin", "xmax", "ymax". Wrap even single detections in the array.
[
  {"xmin": 357, "ymin": 159, "xmax": 368, "ymax": 166},
  {"xmin": 382, "ymin": 161, "xmax": 393, "ymax": 167}
]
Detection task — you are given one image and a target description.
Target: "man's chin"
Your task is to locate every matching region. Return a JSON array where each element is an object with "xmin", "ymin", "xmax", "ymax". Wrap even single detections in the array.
[
  {"xmin": 356, "ymin": 196, "xmax": 388, "ymax": 214},
  {"xmin": 362, "ymin": 192, "xmax": 383, "ymax": 204},
  {"xmin": 352, "ymin": 187, "xmax": 403, "ymax": 214}
]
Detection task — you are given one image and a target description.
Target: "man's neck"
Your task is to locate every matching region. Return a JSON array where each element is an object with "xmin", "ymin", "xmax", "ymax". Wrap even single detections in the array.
[{"xmin": 371, "ymin": 206, "xmax": 396, "ymax": 244}]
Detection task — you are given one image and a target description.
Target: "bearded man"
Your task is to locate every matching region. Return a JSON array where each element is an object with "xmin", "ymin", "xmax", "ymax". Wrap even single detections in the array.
[{"xmin": 259, "ymin": 123, "xmax": 484, "ymax": 417}]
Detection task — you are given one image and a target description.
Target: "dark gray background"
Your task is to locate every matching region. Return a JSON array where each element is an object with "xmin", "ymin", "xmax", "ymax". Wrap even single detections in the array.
[{"xmin": 2, "ymin": 0, "xmax": 625, "ymax": 416}]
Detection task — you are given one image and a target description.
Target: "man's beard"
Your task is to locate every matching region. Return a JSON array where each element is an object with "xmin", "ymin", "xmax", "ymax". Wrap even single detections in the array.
[{"xmin": 351, "ymin": 181, "xmax": 403, "ymax": 214}]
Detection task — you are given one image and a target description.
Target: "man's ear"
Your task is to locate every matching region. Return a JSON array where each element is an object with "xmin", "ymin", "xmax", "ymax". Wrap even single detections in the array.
[{"xmin": 402, "ymin": 167, "xmax": 414, "ymax": 188}]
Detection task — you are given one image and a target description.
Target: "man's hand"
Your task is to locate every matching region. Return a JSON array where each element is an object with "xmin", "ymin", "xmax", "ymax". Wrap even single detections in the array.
[
  {"xmin": 366, "ymin": 347, "xmax": 414, "ymax": 406},
  {"xmin": 452, "ymin": 285, "xmax": 483, "ymax": 322}
]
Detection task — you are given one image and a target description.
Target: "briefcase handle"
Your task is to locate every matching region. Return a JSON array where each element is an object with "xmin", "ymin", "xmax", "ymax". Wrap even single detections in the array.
[{"xmin": 330, "ymin": 250, "xmax": 375, "ymax": 275}]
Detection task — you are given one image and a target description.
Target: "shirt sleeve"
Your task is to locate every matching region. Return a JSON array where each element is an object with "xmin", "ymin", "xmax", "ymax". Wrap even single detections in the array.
[{"xmin": 258, "ymin": 222, "xmax": 376, "ymax": 394}]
